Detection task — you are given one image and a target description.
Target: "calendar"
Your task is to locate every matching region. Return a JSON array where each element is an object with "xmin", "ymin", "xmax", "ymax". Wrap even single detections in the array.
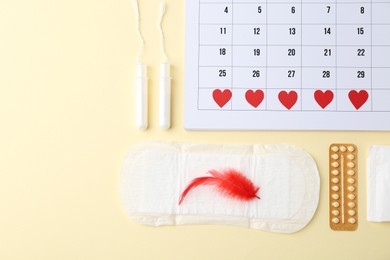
[{"xmin": 184, "ymin": 0, "xmax": 390, "ymax": 130}]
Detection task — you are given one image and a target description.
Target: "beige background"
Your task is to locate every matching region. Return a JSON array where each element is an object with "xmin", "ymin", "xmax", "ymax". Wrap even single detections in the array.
[{"xmin": 1, "ymin": 0, "xmax": 390, "ymax": 259}]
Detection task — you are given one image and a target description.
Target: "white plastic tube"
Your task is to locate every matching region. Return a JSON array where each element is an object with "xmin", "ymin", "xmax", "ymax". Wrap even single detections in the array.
[
  {"xmin": 159, "ymin": 62, "xmax": 171, "ymax": 129},
  {"xmin": 136, "ymin": 63, "xmax": 147, "ymax": 129}
]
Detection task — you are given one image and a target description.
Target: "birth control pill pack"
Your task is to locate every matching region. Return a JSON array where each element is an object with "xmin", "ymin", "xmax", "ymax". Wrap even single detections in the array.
[{"xmin": 329, "ymin": 144, "xmax": 358, "ymax": 231}]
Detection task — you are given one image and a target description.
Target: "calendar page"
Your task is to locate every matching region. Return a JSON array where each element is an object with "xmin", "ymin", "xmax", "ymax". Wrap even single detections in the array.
[{"xmin": 184, "ymin": 0, "xmax": 390, "ymax": 130}]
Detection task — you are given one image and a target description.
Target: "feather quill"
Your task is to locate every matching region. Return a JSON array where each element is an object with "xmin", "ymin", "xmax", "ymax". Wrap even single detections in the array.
[{"xmin": 179, "ymin": 168, "xmax": 260, "ymax": 205}]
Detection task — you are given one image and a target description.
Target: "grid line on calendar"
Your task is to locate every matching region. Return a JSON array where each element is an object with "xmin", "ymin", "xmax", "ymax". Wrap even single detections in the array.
[
  {"xmin": 196, "ymin": 108, "xmax": 390, "ymax": 112},
  {"xmin": 199, "ymin": 1, "xmax": 390, "ymax": 4},
  {"xmin": 197, "ymin": 0, "xmax": 201, "ymax": 110},
  {"xmin": 200, "ymin": 23, "xmax": 383, "ymax": 25},
  {"xmin": 371, "ymin": 0, "xmax": 373, "ymax": 111},
  {"xmin": 300, "ymin": 0, "xmax": 303, "ymax": 110},
  {"xmin": 335, "ymin": 0, "xmax": 338, "ymax": 110},
  {"xmin": 265, "ymin": 0, "xmax": 268, "ymax": 110},
  {"xmin": 231, "ymin": 0, "xmax": 234, "ymax": 110},
  {"xmin": 199, "ymin": 44, "xmax": 389, "ymax": 46}
]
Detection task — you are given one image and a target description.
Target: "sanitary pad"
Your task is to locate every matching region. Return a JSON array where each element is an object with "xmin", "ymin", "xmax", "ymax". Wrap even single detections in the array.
[
  {"xmin": 120, "ymin": 142, "xmax": 320, "ymax": 233},
  {"xmin": 367, "ymin": 146, "xmax": 390, "ymax": 222}
]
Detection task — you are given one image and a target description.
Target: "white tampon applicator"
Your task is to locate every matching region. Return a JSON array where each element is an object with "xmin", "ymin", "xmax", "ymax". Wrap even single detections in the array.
[
  {"xmin": 158, "ymin": 1, "xmax": 171, "ymax": 129},
  {"xmin": 133, "ymin": 0, "xmax": 148, "ymax": 129},
  {"xmin": 159, "ymin": 62, "xmax": 171, "ymax": 129},
  {"xmin": 136, "ymin": 63, "xmax": 148, "ymax": 129}
]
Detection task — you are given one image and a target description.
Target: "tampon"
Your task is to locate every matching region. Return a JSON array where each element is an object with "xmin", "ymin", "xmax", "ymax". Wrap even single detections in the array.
[
  {"xmin": 159, "ymin": 62, "xmax": 171, "ymax": 129},
  {"xmin": 136, "ymin": 63, "xmax": 147, "ymax": 129}
]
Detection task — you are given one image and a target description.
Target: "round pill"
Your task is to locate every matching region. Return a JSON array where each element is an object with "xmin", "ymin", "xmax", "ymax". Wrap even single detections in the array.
[
  {"xmin": 332, "ymin": 154, "xmax": 339, "ymax": 160},
  {"xmin": 331, "ymin": 146, "xmax": 339, "ymax": 152},
  {"xmin": 348, "ymin": 178, "xmax": 355, "ymax": 184},
  {"xmin": 332, "ymin": 210, "xmax": 340, "ymax": 216},
  {"xmin": 332, "ymin": 185, "xmax": 339, "ymax": 192},
  {"xmin": 347, "ymin": 170, "xmax": 355, "ymax": 176},
  {"xmin": 332, "ymin": 170, "xmax": 339, "ymax": 175},
  {"xmin": 348, "ymin": 146, "xmax": 355, "ymax": 152},
  {"xmin": 332, "ymin": 202, "xmax": 340, "ymax": 208},
  {"xmin": 332, "ymin": 162, "xmax": 339, "ymax": 168},
  {"xmin": 348, "ymin": 218, "xmax": 356, "ymax": 224},
  {"xmin": 340, "ymin": 146, "xmax": 347, "ymax": 152},
  {"xmin": 348, "ymin": 154, "xmax": 355, "ymax": 160},
  {"xmin": 348, "ymin": 210, "xmax": 356, "ymax": 216},
  {"xmin": 348, "ymin": 194, "xmax": 356, "ymax": 200},
  {"xmin": 348, "ymin": 202, "xmax": 356, "ymax": 208},
  {"xmin": 347, "ymin": 162, "xmax": 355, "ymax": 168},
  {"xmin": 332, "ymin": 178, "xmax": 339, "ymax": 184},
  {"xmin": 332, "ymin": 194, "xmax": 340, "ymax": 200},
  {"xmin": 348, "ymin": 186, "xmax": 355, "ymax": 192},
  {"xmin": 332, "ymin": 217, "xmax": 340, "ymax": 224}
]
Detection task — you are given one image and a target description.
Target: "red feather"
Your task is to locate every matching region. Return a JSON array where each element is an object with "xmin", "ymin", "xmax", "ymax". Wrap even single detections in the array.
[{"xmin": 178, "ymin": 168, "xmax": 260, "ymax": 205}]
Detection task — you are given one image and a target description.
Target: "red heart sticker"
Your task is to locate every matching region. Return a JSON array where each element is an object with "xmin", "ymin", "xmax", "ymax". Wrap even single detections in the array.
[
  {"xmin": 348, "ymin": 90, "xmax": 369, "ymax": 110},
  {"xmin": 213, "ymin": 89, "xmax": 232, "ymax": 108},
  {"xmin": 314, "ymin": 90, "xmax": 334, "ymax": 109},
  {"xmin": 245, "ymin": 89, "xmax": 264, "ymax": 108},
  {"xmin": 278, "ymin": 90, "xmax": 298, "ymax": 110}
]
